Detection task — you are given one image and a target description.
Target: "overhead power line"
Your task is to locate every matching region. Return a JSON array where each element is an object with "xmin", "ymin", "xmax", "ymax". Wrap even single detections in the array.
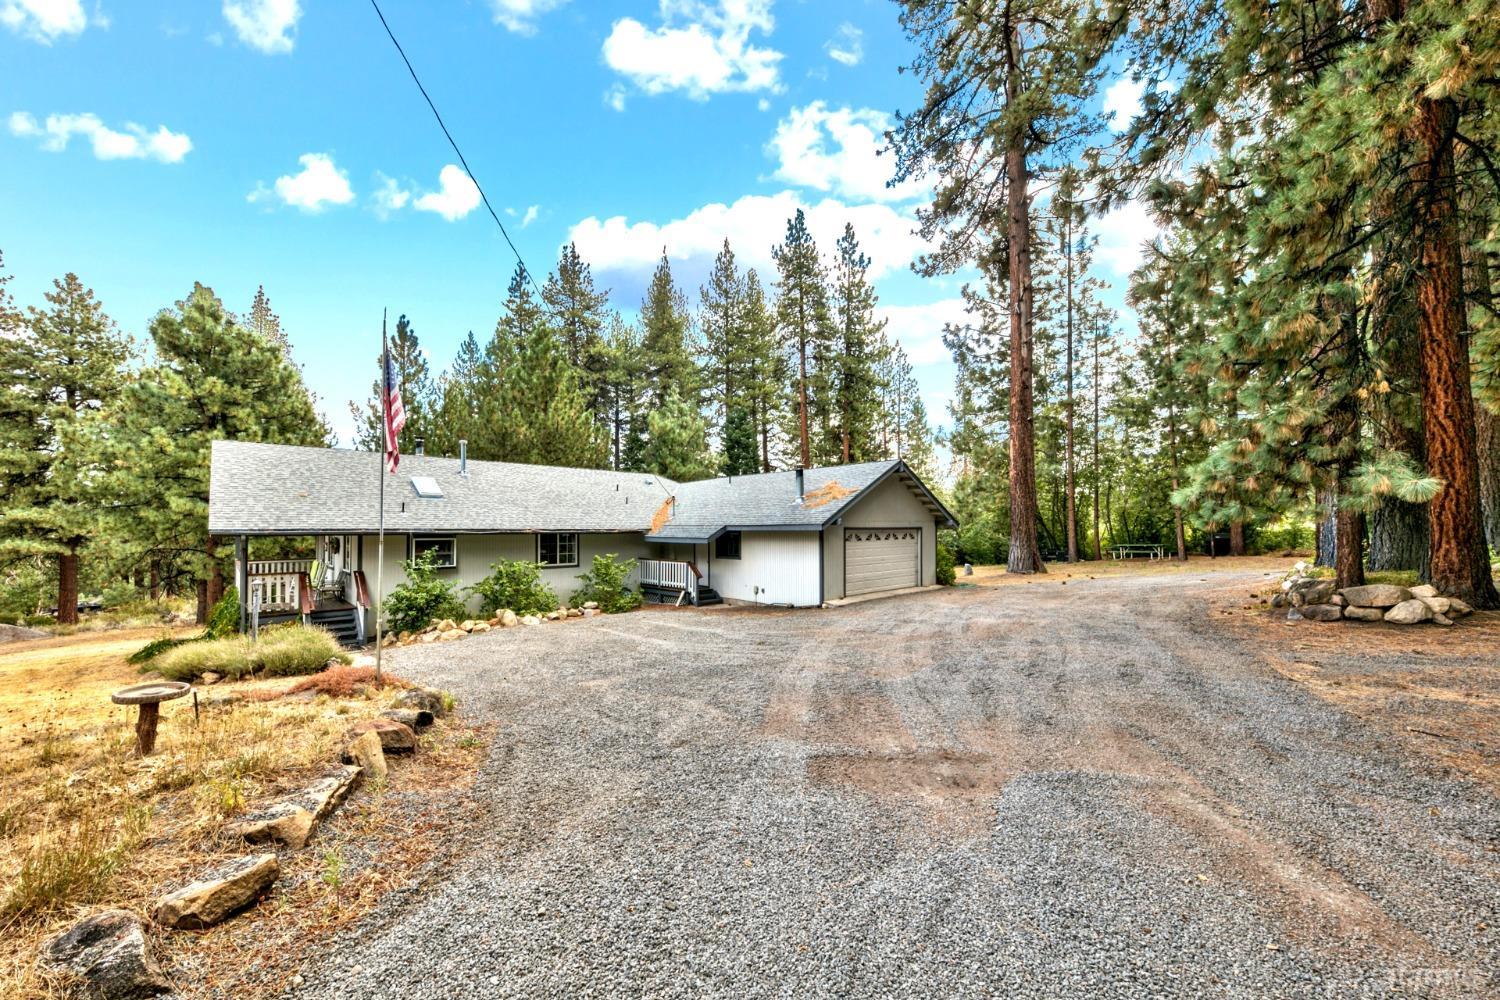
[{"xmin": 367, "ymin": 0, "xmax": 546, "ymax": 304}]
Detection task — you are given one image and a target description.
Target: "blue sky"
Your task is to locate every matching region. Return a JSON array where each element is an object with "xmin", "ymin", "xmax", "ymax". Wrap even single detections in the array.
[{"xmin": 1, "ymin": 0, "xmax": 1154, "ymax": 449}]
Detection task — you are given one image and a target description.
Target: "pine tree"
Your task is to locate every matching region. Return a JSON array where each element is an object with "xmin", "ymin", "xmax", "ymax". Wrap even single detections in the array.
[
  {"xmin": 0, "ymin": 273, "xmax": 132, "ymax": 623},
  {"xmin": 639, "ymin": 252, "xmax": 697, "ymax": 409},
  {"xmin": 773, "ymin": 210, "xmax": 832, "ymax": 469},
  {"xmin": 350, "ymin": 313, "xmax": 434, "ymax": 451},
  {"xmin": 429, "ymin": 331, "xmax": 484, "ymax": 457},
  {"xmin": 599, "ymin": 315, "xmax": 644, "ymax": 471},
  {"xmin": 829, "ymin": 224, "xmax": 886, "ymax": 463},
  {"xmin": 739, "ymin": 269, "xmax": 784, "ymax": 472},
  {"xmin": 542, "ymin": 243, "xmax": 612, "ymax": 426},
  {"xmin": 642, "ymin": 389, "xmax": 715, "ymax": 482},
  {"xmin": 246, "ymin": 285, "xmax": 287, "ymax": 355}
]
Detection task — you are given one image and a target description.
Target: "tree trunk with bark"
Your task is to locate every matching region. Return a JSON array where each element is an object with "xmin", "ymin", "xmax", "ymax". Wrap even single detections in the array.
[
  {"xmin": 1229, "ymin": 521, "xmax": 1246, "ymax": 557},
  {"xmin": 1367, "ymin": 499, "xmax": 1430, "ymax": 574},
  {"xmin": 1411, "ymin": 95, "xmax": 1499, "ymax": 607},
  {"xmin": 1315, "ymin": 486, "xmax": 1337, "ymax": 567},
  {"xmin": 56, "ymin": 543, "xmax": 79, "ymax": 625}
]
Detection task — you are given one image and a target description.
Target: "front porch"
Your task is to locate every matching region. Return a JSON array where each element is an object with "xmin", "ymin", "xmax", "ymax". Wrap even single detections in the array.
[
  {"xmin": 233, "ymin": 543, "xmax": 373, "ymax": 647},
  {"xmin": 638, "ymin": 559, "xmax": 722, "ymax": 607}
]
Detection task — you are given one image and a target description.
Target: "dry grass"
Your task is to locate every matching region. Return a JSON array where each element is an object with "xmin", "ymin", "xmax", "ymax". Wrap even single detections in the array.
[
  {"xmin": 0, "ymin": 629, "xmax": 488, "ymax": 999},
  {"xmin": 801, "ymin": 480, "xmax": 858, "ymax": 509}
]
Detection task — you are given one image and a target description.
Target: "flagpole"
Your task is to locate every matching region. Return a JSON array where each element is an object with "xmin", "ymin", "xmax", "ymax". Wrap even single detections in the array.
[{"xmin": 374, "ymin": 308, "xmax": 388, "ymax": 682}]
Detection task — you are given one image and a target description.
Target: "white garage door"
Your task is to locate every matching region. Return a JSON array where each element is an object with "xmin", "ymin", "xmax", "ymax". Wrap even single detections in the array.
[{"xmin": 844, "ymin": 528, "xmax": 919, "ymax": 596}]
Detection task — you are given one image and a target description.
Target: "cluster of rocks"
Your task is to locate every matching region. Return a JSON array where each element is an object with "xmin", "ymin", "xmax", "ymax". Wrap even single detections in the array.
[
  {"xmin": 1274, "ymin": 571, "xmax": 1474, "ymax": 625},
  {"xmin": 381, "ymin": 602, "xmax": 601, "ymax": 648},
  {"xmin": 40, "ymin": 686, "xmax": 451, "ymax": 999}
]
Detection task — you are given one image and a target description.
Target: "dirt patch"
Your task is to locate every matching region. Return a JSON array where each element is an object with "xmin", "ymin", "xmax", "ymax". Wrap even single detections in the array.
[{"xmin": 808, "ymin": 750, "xmax": 1004, "ymax": 835}]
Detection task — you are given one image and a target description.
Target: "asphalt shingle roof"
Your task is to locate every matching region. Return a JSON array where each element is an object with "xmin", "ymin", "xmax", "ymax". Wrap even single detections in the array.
[{"xmin": 208, "ymin": 441, "xmax": 954, "ymax": 537}]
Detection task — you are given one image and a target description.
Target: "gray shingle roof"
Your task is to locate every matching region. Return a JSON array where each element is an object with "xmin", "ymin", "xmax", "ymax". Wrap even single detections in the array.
[
  {"xmin": 208, "ymin": 441, "xmax": 956, "ymax": 537},
  {"xmin": 208, "ymin": 440, "xmax": 679, "ymax": 535}
]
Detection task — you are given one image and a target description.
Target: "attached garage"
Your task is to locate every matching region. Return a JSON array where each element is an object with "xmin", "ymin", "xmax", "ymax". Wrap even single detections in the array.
[{"xmin": 844, "ymin": 527, "xmax": 921, "ymax": 596}]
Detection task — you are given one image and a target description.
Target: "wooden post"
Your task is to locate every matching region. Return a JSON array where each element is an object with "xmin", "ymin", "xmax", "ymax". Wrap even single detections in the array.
[{"xmin": 134, "ymin": 703, "xmax": 161, "ymax": 757}]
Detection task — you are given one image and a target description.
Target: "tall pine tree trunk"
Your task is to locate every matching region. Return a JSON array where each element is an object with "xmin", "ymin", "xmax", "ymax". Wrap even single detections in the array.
[
  {"xmin": 1315, "ymin": 485, "xmax": 1337, "ymax": 567},
  {"xmin": 1092, "ymin": 329, "xmax": 1102, "ymax": 560},
  {"xmin": 56, "ymin": 542, "xmax": 79, "ymax": 625},
  {"xmin": 1229, "ymin": 521, "xmax": 1245, "ymax": 557},
  {"xmin": 1411, "ymin": 96, "xmax": 1499, "ymax": 607},
  {"xmin": 1368, "ymin": 499, "xmax": 1429, "ymax": 573},
  {"xmin": 1002, "ymin": 15, "xmax": 1042, "ymax": 574},
  {"xmin": 1466, "ymin": 223, "xmax": 1500, "ymax": 551}
]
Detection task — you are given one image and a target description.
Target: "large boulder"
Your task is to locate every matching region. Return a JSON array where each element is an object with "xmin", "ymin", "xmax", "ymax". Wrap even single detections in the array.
[
  {"xmin": 1384, "ymin": 599, "xmax": 1434, "ymax": 625},
  {"xmin": 392, "ymin": 688, "xmax": 447, "ymax": 716},
  {"xmin": 500, "ymin": 609, "xmax": 519, "ymax": 628},
  {"xmin": 340, "ymin": 729, "xmax": 388, "ymax": 783},
  {"xmin": 226, "ymin": 766, "xmax": 363, "ymax": 850},
  {"xmin": 153, "ymin": 854, "xmax": 279, "ymax": 930},
  {"xmin": 1343, "ymin": 606, "xmax": 1385, "ymax": 622},
  {"xmin": 1340, "ymin": 584, "xmax": 1410, "ymax": 609},
  {"xmin": 345, "ymin": 718, "xmax": 417, "ymax": 754},
  {"xmin": 1417, "ymin": 595, "xmax": 1451, "ymax": 614},
  {"xmin": 1300, "ymin": 604, "xmax": 1343, "ymax": 622},
  {"xmin": 1408, "ymin": 584, "xmax": 1439, "ymax": 599},
  {"xmin": 381, "ymin": 708, "xmax": 433, "ymax": 731},
  {"xmin": 40, "ymin": 909, "xmax": 172, "ymax": 999},
  {"xmin": 1291, "ymin": 580, "xmax": 1336, "ymax": 607}
]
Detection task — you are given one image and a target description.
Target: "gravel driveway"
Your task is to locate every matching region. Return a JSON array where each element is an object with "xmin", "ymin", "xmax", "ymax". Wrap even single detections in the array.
[{"xmin": 295, "ymin": 569, "xmax": 1497, "ymax": 999}]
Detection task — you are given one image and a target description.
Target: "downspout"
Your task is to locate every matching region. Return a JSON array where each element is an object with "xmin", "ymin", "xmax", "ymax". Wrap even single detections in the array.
[{"xmin": 818, "ymin": 527, "xmax": 825, "ymax": 607}]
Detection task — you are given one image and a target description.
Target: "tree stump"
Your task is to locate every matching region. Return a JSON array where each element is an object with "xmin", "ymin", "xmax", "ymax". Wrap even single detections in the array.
[{"xmin": 111, "ymin": 682, "xmax": 191, "ymax": 757}]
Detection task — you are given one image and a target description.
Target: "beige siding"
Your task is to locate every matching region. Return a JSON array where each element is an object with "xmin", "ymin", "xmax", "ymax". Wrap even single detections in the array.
[
  {"xmin": 357, "ymin": 532, "xmax": 651, "ymax": 621},
  {"xmin": 820, "ymin": 474, "xmax": 940, "ymax": 600},
  {"xmin": 709, "ymin": 531, "xmax": 821, "ymax": 606}
]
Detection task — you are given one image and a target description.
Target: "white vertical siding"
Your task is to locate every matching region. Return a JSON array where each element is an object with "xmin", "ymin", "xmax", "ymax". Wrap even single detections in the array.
[{"xmin": 709, "ymin": 531, "xmax": 822, "ymax": 607}]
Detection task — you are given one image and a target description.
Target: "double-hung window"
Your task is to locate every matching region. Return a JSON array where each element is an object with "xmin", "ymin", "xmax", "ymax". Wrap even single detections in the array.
[
  {"xmin": 537, "ymin": 532, "xmax": 578, "ymax": 568},
  {"xmin": 411, "ymin": 536, "xmax": 457, "ymax": 569}
]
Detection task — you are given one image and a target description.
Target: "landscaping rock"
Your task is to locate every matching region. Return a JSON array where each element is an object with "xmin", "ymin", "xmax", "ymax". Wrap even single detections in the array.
[
  {"xmin": 1417, "ymin": 595, "xmax": 1451, "ymax": 614},
  {"xmin": 381, "ymin": 708, "xmax": 433, "ymax": 730},
  {"xmin": 582, "ymin": 601, "xmax": 599, "ymax": 610},
  {"xmin": 40, "ymin": 909, "xmax": 171, "ymax": 999},
  {"xmin": 1300, "ymin": 604, "xmax": 1343, "ymax": 622},
  {"xmin": 341, "ymin": 729, "xmax": 388, "ymax": 782},
  {"xmin": 1448, "ymin": 597, "xmax": 1474, "ymax": 617},
  {"xmin": 200, "ymin": 671, "xmax": 222, "ymax": 685},
  {"xmin": 460, "ymin": 620, "xmax": 476, "ymax": 631},
  {"xmin": 393, "ymin": 688, "xmax": 447, "ymax": 716},
  {"xmin": 439, "ymin": 628, "xmax": 467, "ymax": 641},
  {"xmin": 521, "ymin": 615, "xmax": 540, "ymax": 626},
  {"xmin": 1343, "ymin": 606, "xmax": 1385, "ymax": 622},
  {"xmin": 1330, "ymin": 594, "xmax": 1346, "ymax": 607},
  {"xmin": 1285, "ymin": 607, "xmax": 1304, "ymax": 621},
  {"xmin": 1408, "ymin": 584, "xmax": 1438, "ymax": 599},
  {"xmin": 582, "ymin": 608, "xmax": 599, "ymax": 618},
  {"xmin": 501, "ymin": 610, "xmax": 519, "ymax": 628},
  {"xmin": 345, "ymin": 718, "xmax": 418, "ymax": 754},
  {"xmin": 435, "ymin": 619, "xmax": 458, "ymax": 633},
  {"xmin": 419, "ymin": 631, "xmax": 438, "ymax": 644},
  {"xmin": 1340, "ymin": 584, "xmax": 1409, "ymax": 608},
  {"xmin": 0, "ymin": 622, "xmax": 50, "ymax": 644},
  {"xmin": 1433, "ymin": 612, "xmax": 1454, "ymax": 626},
  {"xmin": 471, "ymin": 622, "xmax": 491, "ymax": 633},
  {"xmin": 153, "ymin": 854, "xmax": 279, "ymax": 930},
  {"xmin": 1384, "ymin": 599, "xmax": 1433, "ymax": 625},
  {"xmin": 546, "ymin": 611, "xmax": 562, "ymax": 621},
  {"xmin": 226, "ymin": 766, "xmax": 363, "ymax": 850},
  {"xmin": 567, "ymin": 608, "xmax": 583, "ymax": 618}
]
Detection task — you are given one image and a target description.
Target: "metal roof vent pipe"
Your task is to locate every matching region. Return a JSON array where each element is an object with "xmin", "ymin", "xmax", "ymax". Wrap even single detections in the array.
[
  {"xmin": 459, "ymin": 439, "xmax": 468, "ymax": 476},
  {"xmin": 795, "ymin": 466, "xmax": 805, "ymax": 504},
  {"xmin": 414, "ymin": 437, "xmax": 425, "ymax": 456}
]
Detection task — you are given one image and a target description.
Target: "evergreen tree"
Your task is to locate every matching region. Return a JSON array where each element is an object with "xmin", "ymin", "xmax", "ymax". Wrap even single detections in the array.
[
  {"xmin": 246, "ymin": 285, "xmax": 287, "ymax": 355},
  {"xmin": 428, "ymin": 331, "xmax": 484, "ymax": 457},
  {"xmin": 739, "ymin": 269, "xmax": 784, "ymax": 472},
  {"xmin": 638, "ymin": 252, "xmax": 697, "ymax": 409},
  {"xmin": 828, "ymin": 224, "xmax": 886, "ymax": 463},
  {"xmin": 721, "ymin": 405, "xmax": 759, "ymax": 476},
  {"xmin": 0, "ymin": 273, "xmax": 132, "ymax": 623},
  {"xmin": 772, "ymin": 210, "xmax": 833, "ymax": 469},
  {"xmin": 642, "ymin": 389, "xmax": 715, "ymax": 482},
  {"xmin": 542, "ymin": 242, "xmax": 612, "ymax": 426},
  {"xmin": 350, "ymin": 313, "xmax": 434, "ymax": 451},
  {"xmin": 600, "ymin": 315, "xmax": 647, "ymax": 471},
  {"xmin": 699, "ymin": 240, "xmax": 748, "ymax": 444}
]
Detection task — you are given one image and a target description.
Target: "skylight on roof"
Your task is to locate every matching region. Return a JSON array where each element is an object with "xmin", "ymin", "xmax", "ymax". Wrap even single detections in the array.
[{"xmin": 411, "ymin": 476, "xmax": 444, "ymax": 499}]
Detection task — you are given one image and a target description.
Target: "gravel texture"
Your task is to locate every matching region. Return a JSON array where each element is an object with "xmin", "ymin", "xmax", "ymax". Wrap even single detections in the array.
[{"xmin": 291, "ymin": 570, "xmax": 1498, "ymax": 999}]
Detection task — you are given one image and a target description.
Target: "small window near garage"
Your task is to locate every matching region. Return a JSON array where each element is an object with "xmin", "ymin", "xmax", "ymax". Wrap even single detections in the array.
[
  {"xmin": 714, "ymin": 530, "xmax": 742, "ymax": 560},
  {"xmin": 411, "ymin": 536, "xmax": 457, "ymax": 569},
  {"xmin": 538, "ymin": 532, "xmax": 578, "ymax": 568}
]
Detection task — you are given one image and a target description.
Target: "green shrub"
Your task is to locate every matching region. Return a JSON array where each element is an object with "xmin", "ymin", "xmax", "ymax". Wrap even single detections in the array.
[
  {"xmin": 1249, "ymin": 519, "xmax": 1315, "ymax": 554},
  {"xmin": 955, "ymin": 517, "xmax": 1003, "ymax": 565},
  {"xmin": 153, "ymin": 636, "xmax": 254, "ymax": 681},
  {"xmin": 23, "ymin": 614, "xmax": 56, "ymax": 628},
  {"xmin": 570, "ymin": 554, "xmax": 642, "ymax": 613},
  {"xmin": 251, "ymin": 626, "xmax": 348, "ymax": 677},
  {"xmin": 936, "ymin": 542, "xmax": 957, "ymax": 586},
  {"xmin": 99, "ymin": 580, "xmax": 140, "ymax": 608},
  {"xmin": 469, "ymin": 559, "xmax": 557, "ymax": 617},
  {"xmin": 384, "ymin": 550, "xmax": 467, "ymax": 633}
]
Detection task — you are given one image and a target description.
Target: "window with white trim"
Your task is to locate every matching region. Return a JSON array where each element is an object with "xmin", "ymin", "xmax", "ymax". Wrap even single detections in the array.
[
  {"xmin": 537, "ymin": 532, "xmax": 578, "ymax": 568},
  {"xmin": 411, "ymin": 536, "xmax": 457, "ymax": 569}
]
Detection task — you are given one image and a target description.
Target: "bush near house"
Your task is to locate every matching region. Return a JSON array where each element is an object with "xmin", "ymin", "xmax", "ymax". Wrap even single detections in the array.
[
  {"xmin": 936, "ymin": 542, "xmax": 957, "ymax": 586},
  {"xmin": 152, "ymin": 625, "xmax": 348, "ymax": 682},
  {"xmin": 469, "ymin": 559, "xmax": 558, "ymax": 617},
  {"xmin": 384, "ymin": 550, "xmax": 467, "ymax": 634},
  {"xmin": 570, "ymin": 554, "xmax": 642, "ymax": 613}
]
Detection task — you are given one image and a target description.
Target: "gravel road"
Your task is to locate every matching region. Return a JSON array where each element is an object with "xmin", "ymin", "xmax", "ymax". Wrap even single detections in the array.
[{"xmin": 293, "ymin": 569, "xmax": 1498, "ymax": 999}]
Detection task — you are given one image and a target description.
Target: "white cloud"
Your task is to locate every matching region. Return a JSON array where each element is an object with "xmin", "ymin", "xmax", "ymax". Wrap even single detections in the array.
[
  {"xmin": 520, "ymin": 204, "xmax": 540, "ymax": 228},
  {"xmin": 488, "ymin": 0, "xmax": 568, "ymax": 34},
  {"xmin": 824, "ymin": 22, "xmax": 862, "ymax": 67},
  {"xmin": 249, "ymin": 153, "xmax": 354, "ymax": 212},
  {"xmin": 372, "ymin": 173, "xmax": 410, "ymax": 220},
  {"xmin": 756, "ymin": 97, "xmax": 770, "ymax": 112},
  {"xmin": 1094, "ymin": 198, "xmax": 1161, "ymax": 276},
  {"xmin": 1103, "ymin": 77, "xmax": 1144, "ymax": 132},
  {"xmin": 568, "ymin": 190, "xmax": 925, "ymax": 283},
  {"xmin": 9, "ymin": 110, "xmax": 193, "ymax": 163},
  {"xmin": 767, "ymin": 102, "xmax": 925, "ymax": 204},
  {"xmin": 413, "ymin": 164, "xmax": 481, "ymax": 222},
  {"xmin": 602, "ymin": 0, "xmax": 783, "ymax": 101},
  {"xmin": 604, "ymin": 84, "xmax": 627, "ymax": 112},
  {"xmin": 880, "ymin": 298, "xmax": 968, "ymax": 367},
  {"xmin": 0, "ymin": 0, "xmax": 87, "ymax": 43},
  {"xmin": 223, "ymin": 0, "xmax": 300, "ymax": 54}
]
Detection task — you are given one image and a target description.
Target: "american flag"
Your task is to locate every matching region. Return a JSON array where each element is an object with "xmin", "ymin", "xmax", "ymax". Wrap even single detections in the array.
[{"xmin": 382, "ymin": 337, "xmax": 407, "ymax": 473}]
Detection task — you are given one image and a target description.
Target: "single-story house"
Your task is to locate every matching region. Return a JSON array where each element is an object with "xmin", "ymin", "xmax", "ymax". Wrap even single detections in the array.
[{"xmin": 208, "ymin": 439, "xmax": 957, "ymax": 641}]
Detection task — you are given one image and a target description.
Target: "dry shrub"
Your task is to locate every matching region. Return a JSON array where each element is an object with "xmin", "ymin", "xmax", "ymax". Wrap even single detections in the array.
[
  {"xmin": 152, "ymin": 626, "xmax": 349, "ymax": 682},
  {"xmin": 0, "ymin": 804, "xmax": 149, "ymax": 925},
  {"xmin": 802, "ymin": 481, "xmax": 857, "ymax": 509},
  {"xmin": 154, "ymin": 636, "xmax": 253, "ymax": 681},
  {"xmin": 284, "ymin": 665, "xmax": 411, "ymax": 699}
]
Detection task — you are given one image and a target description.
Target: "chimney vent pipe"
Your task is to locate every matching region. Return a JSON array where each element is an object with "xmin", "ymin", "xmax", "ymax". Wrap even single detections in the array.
[
  {"xmin": 414, "ymin": 437, "xmax": 425, "ymax": 456},
  {"xmin": 459, "ymin": 439, "xmax": 468, "ymax": 475},
  {"xmin": 795, "ymin": 467, "xmax": 805, "ymax": 503}
]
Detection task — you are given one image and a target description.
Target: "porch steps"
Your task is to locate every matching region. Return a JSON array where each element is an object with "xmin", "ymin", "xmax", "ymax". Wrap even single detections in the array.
[
  {"xmin": 641, "ymin": 585, "xmax": 723, "ymax": 607},
  {"xmin": 310, "ymin": 607, "xmax": 363, "ymax": 647},
  {"xmin": 694, "ymin": 586, "xmax": 723, "ymax": 606}
]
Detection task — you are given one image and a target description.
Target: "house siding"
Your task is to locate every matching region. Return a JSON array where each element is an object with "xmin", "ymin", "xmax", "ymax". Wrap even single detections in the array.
[
  {"xmin": 357, "ymin": 531, "xmax": 652, "ymax": 623},
  {"xmin": 820, "ymin": 474, "xmax": 941, "ymax": 601},
  {"xmin": 707, "ymin": 531, "xmax": 822, "ymax": 607}
]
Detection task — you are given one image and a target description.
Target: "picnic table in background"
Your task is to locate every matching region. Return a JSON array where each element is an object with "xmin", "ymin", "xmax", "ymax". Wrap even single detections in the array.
[{"xmin": 1110, "ymin": 544, "xmax": 1165, "ymax": 560}]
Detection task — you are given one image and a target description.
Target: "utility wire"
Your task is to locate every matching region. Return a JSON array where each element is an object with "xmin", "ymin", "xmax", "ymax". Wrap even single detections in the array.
[{"xmin": 368, "ymin": 0, "xmax": 547, "ymax": 305}]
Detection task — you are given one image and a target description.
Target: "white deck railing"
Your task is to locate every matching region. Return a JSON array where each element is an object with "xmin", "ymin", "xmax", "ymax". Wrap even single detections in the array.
[
  {"xmin": 246, "ymin": 559, "xmax": 313, "ymax": 613},
  {"xmin": 639, "ymin": 559, "xmax": 698, "ymax": 602}
]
